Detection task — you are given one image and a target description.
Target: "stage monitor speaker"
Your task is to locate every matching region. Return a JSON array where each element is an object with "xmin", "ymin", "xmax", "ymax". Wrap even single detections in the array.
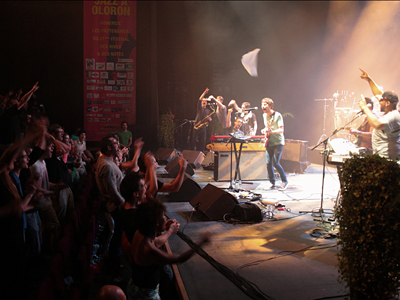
[
  {"xmin": 189, "ymin": 184, "xmax": 238, "ymax": 221},
  {"xmin": 155, "ymin": 148, "xmax": 178, "ymax": 165},
  {"xmin": 165, "ymin": 157, "xmax": 194, "ymax": 177},
  {"xmin": 201, "ymin": 151, "xmax": 214, "ymax": 167},
  {"xmin": 169, "ymin": 177, "xmax": 201, "ymax": 202},
  {"xmin": 214, "ymin": 151, "xmax": 268, "ymax": 181},
  {"xmin": 182, "ymin": 150, "xmax": 205, "ymax": 169}
]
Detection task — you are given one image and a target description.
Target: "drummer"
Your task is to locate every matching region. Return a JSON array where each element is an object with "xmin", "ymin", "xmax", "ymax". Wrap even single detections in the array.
[{"xmin": 347, "ymin": 97, "xmax": 375, "ymax": 152}]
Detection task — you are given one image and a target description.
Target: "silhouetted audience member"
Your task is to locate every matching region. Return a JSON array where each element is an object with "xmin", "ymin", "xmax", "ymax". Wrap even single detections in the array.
[
  {"xmin": 0, "ymin": 82, "xmax": 39, "ymax": 147},
  {"xmin": 96, "ymin": 285, "xmax": 126, "ymax": 300},
  {"xmin": 96, "ymin": 135, "xmax": 126, "ymax": 281},
  {"xmin": 0, "ymin": 137, "xmax": 42, "ymax": 299},
  {"xmin": 45, "ymin": 124, "xmax": 74, "ymax": 226}
]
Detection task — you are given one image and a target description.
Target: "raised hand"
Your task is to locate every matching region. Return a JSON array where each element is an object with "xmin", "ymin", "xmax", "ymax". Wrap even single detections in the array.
[
  {"xmin": 30, "ymin": 82, "xmax": 40, "ymax": 93},
  {"xmin": 166, "ymin": 219, "xmax": 180, "ymax": 234},
  {"xmin": 358, "ymin": 94, "xmax": 368, "ymax": 111},
  {"xmin": 178, "ymin": 153, "xmax": 188, "ymax": 169},
  {"xmin": 359, "ymin": 68, "xmax": 370, "ymax": 81},
  {"xmin": 144, "ymin": 151, "xmax": 157, "ymax": 170},
  {"xmin": 133, "ymin": 137, "xmax": 144, "ymax": 150}
]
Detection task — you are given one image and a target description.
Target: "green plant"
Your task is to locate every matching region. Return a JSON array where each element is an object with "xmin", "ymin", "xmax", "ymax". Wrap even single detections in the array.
[
  {"xmin": 158, "ymin": 113, "xmax": 175, "ymax": 148},
  {"xmin": 337, "ymin": 154, "xmax": 400, "ymax": 300}
]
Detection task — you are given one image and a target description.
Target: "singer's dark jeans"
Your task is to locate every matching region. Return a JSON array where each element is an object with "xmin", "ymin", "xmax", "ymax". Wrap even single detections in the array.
[
  {"xmin": 192, "ymin": 126, "xmax": 207, "ymax": 152},
  {"xmin": 266, "ymin": 144, "xmax": 287, "ymax": 184}
]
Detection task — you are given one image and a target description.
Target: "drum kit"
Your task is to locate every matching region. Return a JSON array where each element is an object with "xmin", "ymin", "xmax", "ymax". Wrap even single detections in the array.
[{"xmin": 315, "ymin": 90, "xmax": 365, "ymax": 145}]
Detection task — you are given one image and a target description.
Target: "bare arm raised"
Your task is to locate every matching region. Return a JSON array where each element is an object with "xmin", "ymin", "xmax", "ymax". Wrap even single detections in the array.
[
  {"xmin": 18, "ymin": 82, "xmax": 39, "ymax": 110},
  {"xmin": 199, "ymin": 87, "xmax": 209, "ymax": 101},
  {"xmin": 359, "ymin": 94, "xmax": 385, "ymax": 130},
  {"xmin": 359, "ymin": 68, "xmax": 383, "ymax": 96}
]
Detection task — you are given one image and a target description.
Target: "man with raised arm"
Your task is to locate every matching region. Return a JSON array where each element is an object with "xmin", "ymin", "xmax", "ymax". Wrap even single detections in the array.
[
  {"xmin": 358, "ymin": 68, "xmax": 400, "ymax": 159},
  {"xmin": 192, "ymin": 88, "xmax": 212, "ymax": 152},
  {"xmin": 209, "ymin": 94, "xmax": 229, "ymax": 135},
  {"xmin": 228, "ymin": 99, "xmax": 257, "ymax": 136}
]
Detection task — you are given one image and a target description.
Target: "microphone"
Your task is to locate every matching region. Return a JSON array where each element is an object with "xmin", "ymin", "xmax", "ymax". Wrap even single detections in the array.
[
  {"xmin": 243, "ymin": 107, "xmax": 258, "ymax": 111},
  {"xmin": 356, "ymin": 103, "xmax": 372, "ymax": 115}
]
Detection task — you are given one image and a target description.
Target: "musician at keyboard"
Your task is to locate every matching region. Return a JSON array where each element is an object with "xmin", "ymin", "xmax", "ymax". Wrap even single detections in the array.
[
  {"xmin": 227, "ymin": 108, "xmax": 244, "ymax": 135},
  {"xmin": 228, "ymin": 99, "xmax": 258, "ymax": 136},
  {"xmin": 231, "ymin": 117, "xmax": 244, "ymax": 136}
]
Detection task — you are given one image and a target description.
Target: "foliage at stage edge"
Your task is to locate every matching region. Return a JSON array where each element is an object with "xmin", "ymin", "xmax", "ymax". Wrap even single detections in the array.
[
  {"xmin": 337, "ymin": 154, "xmax": 400, "ymax": 300},
  {"xmin": 158, "ymin": 113, "xmax": 175, "ymax": 149}
]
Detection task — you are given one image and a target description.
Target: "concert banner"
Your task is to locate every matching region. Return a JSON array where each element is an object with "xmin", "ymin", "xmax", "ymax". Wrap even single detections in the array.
[{"xmin": 83, "ymin": 1, "xmax": 136, "ymax": 141}]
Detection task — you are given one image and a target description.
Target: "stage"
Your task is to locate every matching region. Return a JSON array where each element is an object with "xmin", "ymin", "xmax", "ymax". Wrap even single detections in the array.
[{"xmin": 158, "ymin": 163, "xmax": 347, "ymax": 300}]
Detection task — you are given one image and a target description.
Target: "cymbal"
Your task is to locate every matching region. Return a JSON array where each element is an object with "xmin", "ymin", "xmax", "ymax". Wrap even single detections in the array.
[{"xmin": 308, "ymin": 145, "xmax": 325, "ymax": 151}]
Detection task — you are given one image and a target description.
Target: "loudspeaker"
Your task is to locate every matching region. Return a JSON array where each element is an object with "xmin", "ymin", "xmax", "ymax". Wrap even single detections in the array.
[
  {"xmin": 201, "ymin": 151, "xmax": 214, "ymax": 167},
  {"xmin": 214, "ymin": 151, "xmax": 268, "ymax": 181},
  {"xmin": 182, "ymin": 150, "xmax": 205, "ymax": 169},
  {"xmin": 282, "ymin": 139, "xmax": 308, "ymax": 162},
  {"xmin": 165, "ymin": 156, "xmax": 194, "ymax": 177},
  {"xmin": 189, "ymin": 184, "xmax": 238, "ymax": 220},
  {"xmin": 155, "ymin": 148, "xmax": 178, "ymax": 164},
  {"xmin": 281, "ymin": 140, "xmax": 309, "ymax": 173},
  {"xmin": 169, "ymin": 177, "xmax": 202, "ymax": 202}
]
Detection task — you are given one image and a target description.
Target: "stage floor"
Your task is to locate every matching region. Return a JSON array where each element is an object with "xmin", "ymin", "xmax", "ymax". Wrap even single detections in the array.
[{"xmin": 159, "ymin": 163, "xmax": 348, "ymax": 300}]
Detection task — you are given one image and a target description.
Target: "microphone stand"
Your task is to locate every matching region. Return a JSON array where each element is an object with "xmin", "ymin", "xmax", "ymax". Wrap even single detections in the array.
[
  {"xmin": 303, "ymin": 111, "xmax": 365, "ymax": 221},
  {"xmin": 173, "ymin": 120, "xmax": 194, "ymax": 151},
  {"xmin": 314, "ymin": 98, "xmax": 333, "ymax": 146},
  {"xmin": 226, "ymin": 135, "xmax": 234, "ymax": 190}
]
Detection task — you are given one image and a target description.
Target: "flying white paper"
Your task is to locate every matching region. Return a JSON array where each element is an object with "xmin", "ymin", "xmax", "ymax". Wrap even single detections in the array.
[{"xmin": 241, "ymin": 48, "xmax": 260, "ymax": 77}]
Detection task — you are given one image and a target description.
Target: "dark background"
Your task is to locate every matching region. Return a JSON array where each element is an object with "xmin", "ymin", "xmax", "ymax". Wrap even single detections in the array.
[{"xmin": 1, "ymin": 1, "xmax": 400, "ymax": 152}]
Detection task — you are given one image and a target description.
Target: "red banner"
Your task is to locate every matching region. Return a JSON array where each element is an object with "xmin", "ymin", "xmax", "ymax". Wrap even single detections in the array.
[{"xmin": 83, "ymin": 1, "xmax": 136, "ymax": 141}]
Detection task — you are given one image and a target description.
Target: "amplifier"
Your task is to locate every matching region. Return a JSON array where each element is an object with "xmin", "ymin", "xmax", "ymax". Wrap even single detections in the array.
[
  {"xmin": 281, "ymin": 139, "xmax": 309, "ymax": 173},
  {"xmin": 281, "ymin": 139, "xmax": 308, "ymax": 162},
  {"xmin": 213, "ymin": 151, "xmax": 268, "ymax": 181}
]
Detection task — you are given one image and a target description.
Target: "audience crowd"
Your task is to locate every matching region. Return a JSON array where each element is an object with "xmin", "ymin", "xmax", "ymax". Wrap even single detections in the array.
[{"xmin": 0, "ymin": 83, "xmax": 209, "ymax": 300}]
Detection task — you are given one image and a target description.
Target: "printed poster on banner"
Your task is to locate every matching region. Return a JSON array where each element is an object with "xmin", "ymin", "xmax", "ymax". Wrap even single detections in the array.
[{"xmin": 83, "ymin": 1, "xmax": 136, "ymax": 141}]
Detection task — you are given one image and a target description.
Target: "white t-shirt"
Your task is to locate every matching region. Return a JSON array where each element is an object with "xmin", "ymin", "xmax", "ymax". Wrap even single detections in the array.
[
  {"xmin": 372, "ymin": 110, "xmax": 400, "ymax": 159},
  {"xmin": 30, "ymin": 160, "xmax": 50, "ymax": 190}
]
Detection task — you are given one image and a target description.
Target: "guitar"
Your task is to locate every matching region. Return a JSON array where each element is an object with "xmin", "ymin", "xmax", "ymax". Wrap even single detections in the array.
[
  {"xmin": 263, "ymin": 116, "xmax": 274, "ymax": 148},
  {"xmin": 346, "ymin": 119, "xmax": 368, "ymax": 146}
]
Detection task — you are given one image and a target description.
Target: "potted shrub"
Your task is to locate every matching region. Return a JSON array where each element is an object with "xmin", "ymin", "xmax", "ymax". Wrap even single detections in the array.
[{"xmin": 337, "ymin": 154, "xmax": 400, "ymax": 300}]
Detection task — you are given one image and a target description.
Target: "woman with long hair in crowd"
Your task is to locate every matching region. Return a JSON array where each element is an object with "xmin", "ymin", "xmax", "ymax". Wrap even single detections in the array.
[{"xmin": 127, "ymin": 199, "xmax": 209, "ymax": 300}]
